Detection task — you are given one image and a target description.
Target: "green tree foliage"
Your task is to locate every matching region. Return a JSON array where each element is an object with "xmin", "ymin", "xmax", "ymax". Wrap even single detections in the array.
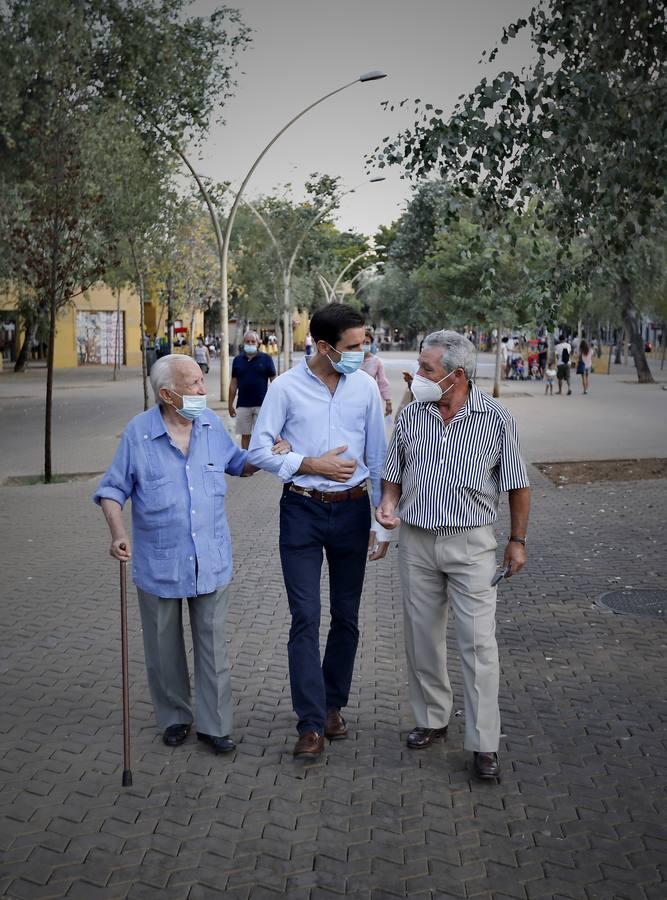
[
  {"xmin": 0, "ymin": 0, "xmax": 250, "ymax": 478},
  {"xmin": 372, "ymin": 0, "xmax": 666, "ymax": 382}
]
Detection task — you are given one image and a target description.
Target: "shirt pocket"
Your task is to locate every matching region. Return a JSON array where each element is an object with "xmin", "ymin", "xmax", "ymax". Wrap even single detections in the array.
[
  {"xmin": 144, "ymin": 547, "xmax": 180, "ymax": 587},
  {"xmin": 142, "ymin": 476, "xmax": 173, "ymax": 513},
  {"xmin": 202, "ymin": 464, "xmax": 227, "ymax": 497},
  {"xmin": 203, "ymin": 465, "xmax": 228, "ymax": 539}
]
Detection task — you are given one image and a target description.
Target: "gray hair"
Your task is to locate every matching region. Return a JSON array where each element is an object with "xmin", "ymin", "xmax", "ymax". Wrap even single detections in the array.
[
  {"xmin": 243, "ymin": 331, "xmax": 260, "ymax": 342},
  {"xmin": 422, "ymin": 330, "xmax": 476, "ymax": 379},
  {"xmin": 149, "ymin": 354, "xmax": 191, "ymax": 403}
]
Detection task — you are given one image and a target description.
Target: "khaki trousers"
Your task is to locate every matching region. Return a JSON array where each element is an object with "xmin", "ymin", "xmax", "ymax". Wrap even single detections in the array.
[{"xmin": 398, "ymin": 523, "xmax": 500, "ymax": 752}]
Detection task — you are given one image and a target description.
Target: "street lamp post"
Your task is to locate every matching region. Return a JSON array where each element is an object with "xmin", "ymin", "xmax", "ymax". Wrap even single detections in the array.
[
  {"xmin": 219, "ymin": 70, "xmax": 387, "ymax": 401},
  {"xmin": 328, "ymin": 250, "xmax": 376, "ymax": 303},
  {"xmin": 243, "ymin": 178, "xmax": 385, "ymax": 372}
]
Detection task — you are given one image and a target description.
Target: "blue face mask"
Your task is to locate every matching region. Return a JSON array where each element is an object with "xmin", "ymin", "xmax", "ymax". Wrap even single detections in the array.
[
  {"xmin": 171, "ymin": 392, "xmax": 207, "ymax": 420},
  {"xmin": 244, "ymin": 344, "xmax": 257, "ymax": 354},
  {"xmin": 327, "ymin": 343, "xmax": 365, "ymax": 375}
]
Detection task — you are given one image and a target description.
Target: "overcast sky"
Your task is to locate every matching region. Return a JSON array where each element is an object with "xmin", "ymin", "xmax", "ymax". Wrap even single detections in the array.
[{"xmin": 189, "ymin": 0, "xmax": 535, "ymax": 237}]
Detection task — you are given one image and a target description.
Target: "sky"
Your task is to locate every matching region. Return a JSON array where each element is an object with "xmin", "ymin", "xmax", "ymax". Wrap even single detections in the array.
[{"xmin": 188, "ymin": 0, "xmax": 535, "ymax": 237}]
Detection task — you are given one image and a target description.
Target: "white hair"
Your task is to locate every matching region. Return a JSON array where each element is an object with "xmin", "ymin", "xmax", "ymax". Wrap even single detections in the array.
[
  {"xmin": 149, "ymin": 354, "xmax": 195, "ymax": 403},
  {"xmin": 243, "ymin": 330, "xmax": 260, "ymax": 342},
  {"xmin": 422, "ymin": 330, "xmax": 476, "ymax": 379}
]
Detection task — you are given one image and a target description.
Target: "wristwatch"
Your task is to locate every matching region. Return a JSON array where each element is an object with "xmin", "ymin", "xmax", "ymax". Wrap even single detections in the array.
[{"xmin": 509, "ymin": 536, "xmax": 527, "ymax": 545}]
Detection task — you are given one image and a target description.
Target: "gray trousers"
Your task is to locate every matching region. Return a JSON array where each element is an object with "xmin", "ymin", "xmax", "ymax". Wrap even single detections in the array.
[
  {"xmin": 136, "ymin": 586, "xmax": 232, "ymax": 737},
  {"xmin": 398, "ymin": 523, "xmax": 501, "ymax": 752}
]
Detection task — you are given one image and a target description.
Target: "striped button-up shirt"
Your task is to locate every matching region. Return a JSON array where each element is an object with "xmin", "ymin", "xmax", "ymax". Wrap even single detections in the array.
[{"xmin": 382, "ymin": 384, "xmax": 529, "ymax": 535}]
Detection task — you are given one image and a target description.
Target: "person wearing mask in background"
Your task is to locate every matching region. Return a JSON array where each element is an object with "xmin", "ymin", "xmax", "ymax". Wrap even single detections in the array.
[
  {"xmin": 376, "ymin": 330, "xmax": 531, "ymax": 783},
  {"xmin": 94, "ymin": 354, "xmax": 288, "ymax": 755},
  {"xmin": 248, "ymin": 304, "xmax": 391, "ymax": 760},
  {"xmin": 360, "ymin": 329, "xmax": 393, "ymax": 418},
  {"xmin": 229, "ymin": 330, "xmax": 277, "ymax": 449}
]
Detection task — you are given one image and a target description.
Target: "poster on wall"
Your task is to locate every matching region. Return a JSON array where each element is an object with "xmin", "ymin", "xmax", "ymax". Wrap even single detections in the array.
[{"xmin": 76, "ymin": 311, "xmax": 124, "ymax": 365}]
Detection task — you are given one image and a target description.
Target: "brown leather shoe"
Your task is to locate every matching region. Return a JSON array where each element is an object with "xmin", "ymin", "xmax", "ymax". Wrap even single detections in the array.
[
  {"xmin": 293, "ymin": 731, "xmax": 324, "ymax": 758},
  {"xmin": 324, "ymin": 709, "xmax": 348, "ymax": 740},
  {"xmin": 473, "ymin": 751, "xmax": 501, "ymax": 782},
  {"xmin": 406, "ymin": 726, "xmax": 448, "ymax": 749}
]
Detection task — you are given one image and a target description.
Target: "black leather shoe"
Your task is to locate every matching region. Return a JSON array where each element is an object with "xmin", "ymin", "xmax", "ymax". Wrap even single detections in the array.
[
  {"xmin": 197, "ymin": 732, "xmax": 236, "ymax": 754},
  {"xmin": 163, "ymin": 723, "xmax": 191, "ymax": 746},
  {"xmin": 473, "ymin": 751, "xmax": 501, "ymax": 782},
  {"xmin": 406, "ymin": 726, "xmax": 448, "ymax": 749}
]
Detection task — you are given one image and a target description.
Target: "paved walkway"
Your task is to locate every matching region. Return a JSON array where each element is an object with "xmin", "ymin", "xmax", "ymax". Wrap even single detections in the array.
[{"xmin": 0, "ymin": 359, "xmax": 666, "ymax": 898}]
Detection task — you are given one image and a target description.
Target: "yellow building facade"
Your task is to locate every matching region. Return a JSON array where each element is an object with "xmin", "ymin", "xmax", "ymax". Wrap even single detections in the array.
[{"xmin": 0, "ymin": 284, "xmax": 204, "ymax": 369}]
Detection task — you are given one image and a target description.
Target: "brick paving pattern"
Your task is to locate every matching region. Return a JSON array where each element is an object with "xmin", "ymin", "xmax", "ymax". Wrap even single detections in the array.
[{"xmin": 1, "ymin": 461, "xmax": 666, "ymax": 898}]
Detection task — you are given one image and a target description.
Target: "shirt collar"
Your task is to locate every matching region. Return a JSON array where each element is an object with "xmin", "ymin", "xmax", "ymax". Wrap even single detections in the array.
[
  {"xmin": 149, "ymin": 404, "xmax": 208, "ymax": 439},
  {"xmin": 424, "ymin": 382, "xmax": 488, "ymax": 423}
]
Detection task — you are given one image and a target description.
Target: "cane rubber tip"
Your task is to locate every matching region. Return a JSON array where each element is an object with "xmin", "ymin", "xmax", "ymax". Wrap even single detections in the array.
[{"xmin": 122, "ymin": 770, "xmax": 133, "ymax": 787}]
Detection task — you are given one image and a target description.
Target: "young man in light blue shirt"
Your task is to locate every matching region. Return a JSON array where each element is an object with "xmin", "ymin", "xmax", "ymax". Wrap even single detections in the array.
[{"xmin": 248, "ymin": 304, "xmax": 391, "ymax": 759}]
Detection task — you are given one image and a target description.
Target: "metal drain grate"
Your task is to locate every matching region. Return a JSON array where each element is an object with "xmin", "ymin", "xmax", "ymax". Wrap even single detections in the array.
[{"xmin": 596, "ymin": 589, "xmax": 667, "ymax": 617}]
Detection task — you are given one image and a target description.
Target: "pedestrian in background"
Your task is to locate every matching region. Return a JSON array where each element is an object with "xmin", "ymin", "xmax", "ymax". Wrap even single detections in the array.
[
  {"xmin": 248, "ymin": 304, "xmax": 391, "ymax": 760},
  {"xmin": 194, "ymin": 336, "xmax": 210, "ymax": 374},
  {"xmin": 555, "ymin": 334, "xmax": 572, "ymax": 395},
  {"xmin": 228, "ymin": 331, "xmax": 276, "ymax": 449},
  {"xmin": 376, "ymin": 330, "xmax": 531, "ymax": 783},
  {"xmin": 577, "ymin": 338, "xmax": 593, "ymax": 394},
  {"xmin": 360, "ymin": 329, "xmax": 392, "ymax": 418}
]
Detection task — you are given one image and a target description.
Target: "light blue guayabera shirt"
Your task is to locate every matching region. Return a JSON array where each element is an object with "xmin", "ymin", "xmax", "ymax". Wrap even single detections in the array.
[
  {"xmin": 248, "ymin": 358, "xmax": 387, "ymax": 506},
  {"xmin": 93, "ymin": 406, "xmax": 246, "ymax": 599}
]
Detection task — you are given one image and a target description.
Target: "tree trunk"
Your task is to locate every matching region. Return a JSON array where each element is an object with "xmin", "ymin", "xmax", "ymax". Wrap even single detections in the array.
[
  {"xmin": 14, "ymin": 319, "xmax": 35, "ymax": 373},
  {"xmin": 493, "ymin": 323, "xmax": 502, "ymax": 398},
  {"xmin": 619, "ymin": 278, "xmax": 654, "ymax": 383},
  {"xmin": 128, "ymin": 237, "xmax": 149, "ymax": 411},
  {"xmin": 166, "ymin": 274, "xmax": 173, "ymax": 354},
  {"xmin": 112, "ymin": 287, "xmax": 121, "ymax": 381},
  {"xmin": 44, "ymin": 292, "xmax": 56, "ymax": 483},
  {"xmin": 614, "ymin": 331, "xmax": 623, "ymax": 364}
]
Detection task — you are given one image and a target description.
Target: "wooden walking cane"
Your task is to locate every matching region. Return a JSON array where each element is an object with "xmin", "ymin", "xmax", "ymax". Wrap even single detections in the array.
[{"xmin": 119, "ymin": 558, "xmax": 133, "ymax": 787}]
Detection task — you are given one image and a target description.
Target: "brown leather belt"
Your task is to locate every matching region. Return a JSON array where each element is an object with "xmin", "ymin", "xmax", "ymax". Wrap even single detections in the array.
[{"xmin": 286, "ymin": 483, "xmax": 367, "ymax": 503}]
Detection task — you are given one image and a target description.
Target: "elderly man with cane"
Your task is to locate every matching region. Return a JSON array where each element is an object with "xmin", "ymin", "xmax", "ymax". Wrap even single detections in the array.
[
  {"xmin": 94, "ymin": 354, "xmax": 286, "ymax": 755},
  {"xmin": 376, "ymin": 331, "xmax": 531, "ymax": 782}
]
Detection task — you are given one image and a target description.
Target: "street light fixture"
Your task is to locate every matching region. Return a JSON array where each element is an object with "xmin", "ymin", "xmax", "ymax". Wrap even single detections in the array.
[
  {"xmin": 218, "ymin": 70, "xmax": 388, "ymax": 401},
  {"xmin": 242, "ymin": 177, "xmax": 386, "ymax": 372}
]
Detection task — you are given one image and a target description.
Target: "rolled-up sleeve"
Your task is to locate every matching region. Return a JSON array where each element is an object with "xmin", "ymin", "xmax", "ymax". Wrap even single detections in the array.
[
  {"xmin": 93, "ymin": 432, "xmax": 135, "ymax": 507},
  {"xmin": 382, "ymin": 416, "xmax": 405, "ymax": 485},
  {"xmin": 223, "ymin": 431, "xmax": 248, "ymax": 476},
  {"xmin": 498, "ymin": 417, "xmax": 530, "ymax": 492},
  {"xmin": 248, "ymin": 381, "xmax": 304, "ymax": 481}
]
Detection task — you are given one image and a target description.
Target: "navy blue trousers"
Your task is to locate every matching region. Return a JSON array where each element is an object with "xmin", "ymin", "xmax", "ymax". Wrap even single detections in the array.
[{"xmin": 279, "ymin": 487, "xmax": 371, "ymax": 734}]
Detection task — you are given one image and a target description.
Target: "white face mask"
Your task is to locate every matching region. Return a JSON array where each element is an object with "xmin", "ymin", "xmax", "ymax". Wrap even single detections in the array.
[{"xmin": 411, "ymin": 370, "xmax": 457, "ymax": 403}]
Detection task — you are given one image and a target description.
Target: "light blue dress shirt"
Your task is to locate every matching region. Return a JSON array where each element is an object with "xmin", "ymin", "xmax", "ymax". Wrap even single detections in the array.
[
  {"xmin": 247, "ymin": 358, "xmax": 387, "ymax": 506},
  {"xmin": 93, "ymin": 406, "xmax": 246, "ymax": 598}
]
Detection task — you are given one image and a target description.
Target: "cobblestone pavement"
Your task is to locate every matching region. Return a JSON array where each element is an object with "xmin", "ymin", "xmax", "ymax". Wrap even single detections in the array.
[{"xmin": 1, "ymin": 452, "xmax": 666, "ymax": 898}]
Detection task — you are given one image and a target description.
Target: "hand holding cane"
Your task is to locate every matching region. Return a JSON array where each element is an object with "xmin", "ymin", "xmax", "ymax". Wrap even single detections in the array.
[{"xmin": 119, "ymin": 554, "xmax": 133, "ymax": 787}]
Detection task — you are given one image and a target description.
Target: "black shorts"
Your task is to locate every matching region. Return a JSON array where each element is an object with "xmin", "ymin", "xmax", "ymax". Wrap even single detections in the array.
[{"xmin": 557, "ymin": 363, "xmax": 570, "ymax": 381}]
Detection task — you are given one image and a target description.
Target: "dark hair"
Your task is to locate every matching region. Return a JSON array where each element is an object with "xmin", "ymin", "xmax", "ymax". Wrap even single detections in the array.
[
  {"xmin": 309, "ymin": 304, "xmax": 365, "ymax": 347},
  {"xmin": 579, "ymin": 338, "xmax": 589, "ymax": 356}
]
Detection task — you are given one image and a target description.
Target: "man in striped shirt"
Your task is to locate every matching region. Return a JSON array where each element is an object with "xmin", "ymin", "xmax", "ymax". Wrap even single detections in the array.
[{"xmin": 376, "ymin": 330, "xmax": 531, "ymax": 782}]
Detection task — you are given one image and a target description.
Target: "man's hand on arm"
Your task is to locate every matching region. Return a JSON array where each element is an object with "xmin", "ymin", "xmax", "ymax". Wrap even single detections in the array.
[
  {"xmin": 298, "ymin": 446, "xmax": 357, "ymax": 483},
  {"xmin": 502, "ymin": 486, "xmax": 531, "ymax": 577},
  {"xmin": 100, "ymin": 498, "xmax": 131, "ymax": 561}
]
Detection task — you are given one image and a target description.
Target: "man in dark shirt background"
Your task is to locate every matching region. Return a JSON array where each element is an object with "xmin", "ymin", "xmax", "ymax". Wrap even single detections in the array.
[{"xmin": 229, "ymin": 330, "xmax": 277, "ymax": 448}]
